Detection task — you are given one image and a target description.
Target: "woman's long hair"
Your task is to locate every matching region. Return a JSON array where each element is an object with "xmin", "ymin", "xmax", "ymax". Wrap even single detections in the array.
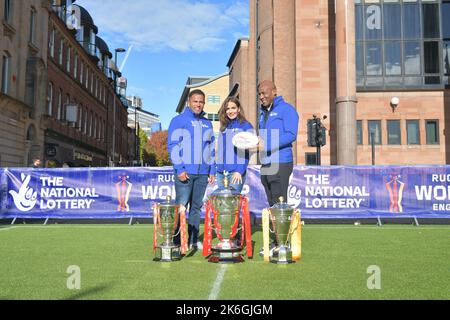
[{"xmin": 218, "ymin": 96, "xmax": 248, "ymax": 132}]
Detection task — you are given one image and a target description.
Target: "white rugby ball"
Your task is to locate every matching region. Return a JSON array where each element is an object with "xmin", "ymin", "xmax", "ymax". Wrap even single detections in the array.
[{"xmin": 232, "ymin": 132, "xmax": 259, "ymax": 149}]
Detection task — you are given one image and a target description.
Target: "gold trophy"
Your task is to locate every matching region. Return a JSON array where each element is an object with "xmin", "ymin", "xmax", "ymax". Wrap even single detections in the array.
[
  {"xmin": 152, "ymin": 196, "xmax": 187, "ymax": 262},
  {"xmin": 262, "ymin": 196, "xmax": 302, "ymax": 264}
]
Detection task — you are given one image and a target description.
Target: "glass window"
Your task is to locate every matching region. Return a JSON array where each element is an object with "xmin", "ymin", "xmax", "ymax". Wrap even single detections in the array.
[
  {"xmin": 407, "ymin": 120, "xmax": 420, "ymax": 145},
  {"xmin": 404, "ymin": 41, "xmax": 421, "ymax": 75},
  {"xmin": 4, "ymin": 0, "xmax": 12, "ymax": 22},
  {"xmin": 368, "ymin": 120, "xmax": 381, "ymax": 145},
  {"xmin": 387, "ymin": 120, "xmax": 401, "ymax": 144},
  {"xmin": 443, "ymin": 2, "xmax": 450, "ymax": 39},
  {"xmin": 57, "ymin": 89, "xmax": 62, "ymax": 120},
  {"xmin": 74, "ymin": 54, "xmax": 78, "ymax": 79},
  {"xmin": 59, "ymin": 39, "xmax": 64, "ymax": 65},
  {"xmin": 365, "ymin": 4, "xmax": 382, "ymax": 40},
  {"xmin": 426, "ymin": 120, "xmax": 439, "ymax": 144},
  {"xmin": 29, "ymin": 8, "xmax": 36, "ymax": 44},
  {"xmin": 385, "ymin": 41, "xmax": 402, "ymax": 75},
  {"xmin": 366, "ymin": 42, "xmax": 382, "ymax": 75},
  {"xmin": 403, "ymin": 4, "xmax": 421, "ymax": 39},
  {"xmin": 47, "ymin": 82, "xmax": 53, "ymax": 116},
  {"xmin": 66, "ymin": 46, "xmax": 71, "ymax": 72},
  {"xmin": 1, "ymin": 54, "xmax": 10, "ymax": 94},
  {"xmin": 356, "ymin": 43, "xmax": 364, "ymax": 77},
  {"xmin": 444, "ymin": 41, "xmax": 450, "ymax": 85},
  {"xmin": 383, "ymin": 4, "xmax": 401, "ymax": 39},
  {"xmin": 357, "ymin": 120, "xmax": 363, "ymax": 145},
  {"xmin": 207, "ymin": 95, "xmax": 220, "ymax": 104},
  {"xmin": 355, "ymin": 5, "xmax": 364, "ymax": 41},
  {"xmin": 49, "ymin": 29, "xmax": 55, "ymax": 58},
  {"xmin": 424, "ymin": 41, "xmax": 439, "ymax": 73},
  {"xmin": 422, "ymin": 3, "xmax": 439, "ymax": 39}
]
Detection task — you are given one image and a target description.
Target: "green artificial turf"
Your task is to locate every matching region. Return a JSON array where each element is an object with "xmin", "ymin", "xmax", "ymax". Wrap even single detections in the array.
[{"xmin": 0, "ymin": 224, "xmax": 449, "ymax": 300}]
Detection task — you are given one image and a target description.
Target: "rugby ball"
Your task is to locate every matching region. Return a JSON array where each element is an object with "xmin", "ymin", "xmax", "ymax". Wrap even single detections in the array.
[{"xmin": 232, "ymin": 132, "xmax": 259, "ymax": 149}]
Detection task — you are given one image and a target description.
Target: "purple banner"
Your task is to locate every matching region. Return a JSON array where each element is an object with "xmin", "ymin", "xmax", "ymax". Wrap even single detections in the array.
[{"xmin": 1, "ymin": 166, "xmax": 450, "ymax": 219}]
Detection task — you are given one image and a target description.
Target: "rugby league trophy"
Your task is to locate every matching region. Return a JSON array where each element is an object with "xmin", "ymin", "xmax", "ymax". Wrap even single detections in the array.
[
  {"xmin": 152, "ymin": 196, "xmax": 187, "ymax": 262},
  {"xmin": 262, "ymin": 196, "xmax": 302, "ymax": 264},
  {"xmin": 202, "ymin": 175, "xmax": 253, "ymax": 263}
]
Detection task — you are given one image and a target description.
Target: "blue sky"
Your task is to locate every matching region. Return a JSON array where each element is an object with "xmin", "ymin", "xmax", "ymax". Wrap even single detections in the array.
[{"xmin": 75, "ymin": 0, "xmax": 249, "ymax": 130}]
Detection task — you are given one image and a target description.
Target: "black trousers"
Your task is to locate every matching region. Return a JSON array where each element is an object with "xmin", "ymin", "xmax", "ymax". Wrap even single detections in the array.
[{"xmin": 260, "ymin": 162, "xmax": 294, "ymax": 207}]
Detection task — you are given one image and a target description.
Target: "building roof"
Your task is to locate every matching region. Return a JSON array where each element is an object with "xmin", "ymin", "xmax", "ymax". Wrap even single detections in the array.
[
  {"xmin": 227, "ymin": 38, "xmax": 249, "ymax": 68},
  {"xmin": 73, "ymin": 4, "xmax": 98, "ymax": 34},
  {"xmin": 95, "ymin": 36, "xmax": 112, "ymax": 58},
  {"xmin": 176, "ymin": 72, "xmax": 229, "ymax": 113}
]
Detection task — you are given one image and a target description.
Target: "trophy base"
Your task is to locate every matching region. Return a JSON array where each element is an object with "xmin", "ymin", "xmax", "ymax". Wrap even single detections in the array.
[
  {"xmin": 269, "ymin": 246, "xmax": 295, "ymax": 264},
  {"xmin": 208, "ymin": 241, "xmax": 244, "ymax": 264},
  {"xmin": 154, "ymin": 245, "xmax": 181, "ymax": 262}
]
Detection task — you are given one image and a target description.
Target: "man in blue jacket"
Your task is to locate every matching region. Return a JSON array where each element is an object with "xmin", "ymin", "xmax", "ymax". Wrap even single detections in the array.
[
  {"xmin": 168, "ymin": 89, "xmax": 216, "ymax": 250},
  {"xmin": 257, "ymin": 80, "xmax": 299, "ymax": 206}
]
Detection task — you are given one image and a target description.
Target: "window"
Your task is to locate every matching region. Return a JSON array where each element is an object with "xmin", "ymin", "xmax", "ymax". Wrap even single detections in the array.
[
  {"xmin": 357, "ymin": 120, "xmax": 363, "ymax": 145},
  {"xmin": 207, "ymin": 113, "xmax": 219, "ymax": 121},
  {"xmin": 426, "ymin": 120, "xmax": 439, "ymax": 144},
  {"xmin": 29, "ymin": 8, "xmax": 36, "ymax": 44},
  {"xmin": 57, "ymin": 89, "xmax": 62, "ymax": 120},
  {"xmin": 356, "ymin": 0, "xmax": 444, "ymax": 89},
  {"xmin": 49, "ymin": 28, "xmax": 55, "ymax": 58},
  {"xmin": 1, "ymin": 53, "xmax": 10, "ymax": 94},
  {"xmin": 4, "ymin": 0, "xmax": 12, "ymax": 22},
  {"xmin": 78, "ymin": 104, "xmax": 82, "ymax": 130},
  {"xmin": 368, "ymin": 120, "xmax": 381, "ymax": 145},
  {"xmin": 66, "ymin": 46, "xmax": 71, "ymax": 72},
  {"xmin": 59, "ymin": 38, "xmax": 64, "ymax": 65},
  {"xmin": 387, "ymin": 120, "xmax": 401, "ymax": 145},
  {"xmin": 80, "ymin": 60, "xmax": 83, "ymax": 83},
  {"xmin": 84, "ymin": 108, "xmax": 88, "ymax": 134},
  {"xmin": 47, "ymin": 82, "xmax": 53, "ymax": 116},
  {"xmin": 74, "ymin": 54, "xmax": 78, "ymax": 79},
  {"xmin": 207, "ymin": 95, "xmax": 221, "ymax": 104},
  {"xmin": 86, "ymin": 68, "xmax": 89, "ymax": 88},
  {"xmin": 406, "ymin": 120, "xmax": 420, "ymax": 145},
  {"xmin": 65, "ymin": 95, "xmax": 70, "ymax": 121}
]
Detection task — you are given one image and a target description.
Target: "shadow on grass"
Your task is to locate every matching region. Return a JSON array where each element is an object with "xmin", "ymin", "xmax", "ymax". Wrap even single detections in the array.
[{"xmin": 63, "ymin": 283, "xmax": 113, "ymax": 300}]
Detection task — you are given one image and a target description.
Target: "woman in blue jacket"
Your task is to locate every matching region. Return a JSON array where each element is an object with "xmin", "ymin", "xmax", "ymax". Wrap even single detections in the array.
[{"xmin": 216, "ymin": 97, "xmax": 254, "ymax": 193}]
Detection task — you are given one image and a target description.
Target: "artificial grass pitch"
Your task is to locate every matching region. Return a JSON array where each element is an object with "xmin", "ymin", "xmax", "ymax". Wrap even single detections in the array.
[{"xmin": 0, "ymin": 224, "xmax": 449, "ymax": 300}]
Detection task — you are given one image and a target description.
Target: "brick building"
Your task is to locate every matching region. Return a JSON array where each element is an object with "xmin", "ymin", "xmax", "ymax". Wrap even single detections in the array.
[
  {"xmin": 44, "ymin": 1, "xmax": 130, "ymax": 167},
  {"xmin": 0, "ymin": 0, "xmax": 49, "ymax": 167},
  {"xmin": 228, "ymin": 0, "xmax": 450, "ymax": 165}
]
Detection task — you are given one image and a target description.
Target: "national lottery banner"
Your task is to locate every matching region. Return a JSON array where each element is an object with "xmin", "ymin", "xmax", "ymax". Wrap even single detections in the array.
[{"xmin": 1, "ymin": 166, "xmax": 450, "ymax": 219}]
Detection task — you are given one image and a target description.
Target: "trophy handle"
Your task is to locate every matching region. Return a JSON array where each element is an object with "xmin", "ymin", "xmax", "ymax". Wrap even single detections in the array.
[{"xmin": 268, "ymin": 210, "xmax": 276, "ymax": 234}]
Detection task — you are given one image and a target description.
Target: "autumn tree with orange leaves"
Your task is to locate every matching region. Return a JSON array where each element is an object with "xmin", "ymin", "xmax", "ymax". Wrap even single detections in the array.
[{"xmin": 145, "ymin": 130, "xmax": 171, "ymax": 166}]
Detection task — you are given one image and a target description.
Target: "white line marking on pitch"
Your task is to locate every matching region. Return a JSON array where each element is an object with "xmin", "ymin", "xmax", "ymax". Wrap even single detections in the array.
[
  {"xmin": 208, "ymin": 264, "xmax": 227, "ymax": 300},
  {"xmin": 0, "ymin": 226, "xmax": 17, "ymax": 231}
]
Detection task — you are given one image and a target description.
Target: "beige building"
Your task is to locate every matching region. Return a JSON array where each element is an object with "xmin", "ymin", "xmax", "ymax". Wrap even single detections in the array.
[
  {"xmin": 176, "ymin": 72, "xmax": 229, "ymax": 135},
  {"xmin": 229, "ymin": 0, "xmax": 450, "ymax": 165},
  {"xmin": 0, "ymin": 0, "xmax": 49, "ymax": 167}
]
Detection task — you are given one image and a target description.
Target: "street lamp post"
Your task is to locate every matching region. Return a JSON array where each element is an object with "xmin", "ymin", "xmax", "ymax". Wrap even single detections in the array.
[
  {"xmin": 135, "ymin": 107, "xmax": 141, "ymax": 166},
  {"xmin": 111, "ymin": 48, "xmax": 126, "ymax": 166}
]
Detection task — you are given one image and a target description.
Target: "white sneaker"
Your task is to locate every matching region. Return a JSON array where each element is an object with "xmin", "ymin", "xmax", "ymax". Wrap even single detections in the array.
[{"xmin": 196, "ymin": 241, "xmax": 203, "ymax": 250}]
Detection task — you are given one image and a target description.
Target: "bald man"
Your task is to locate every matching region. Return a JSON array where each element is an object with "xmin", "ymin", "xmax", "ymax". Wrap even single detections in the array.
[{"xmin": 257, "ymin": 80, "xmax": 299, "ymax": 207}]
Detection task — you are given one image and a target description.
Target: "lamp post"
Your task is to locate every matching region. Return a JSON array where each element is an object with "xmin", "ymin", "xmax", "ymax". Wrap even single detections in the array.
[
  {"xmin": 134, "ymin": 106, "xmax": 139, "ymax": 165},
  {"xmin": 111, "ymin": 48, "xmax": 126, "ymax": 166}
]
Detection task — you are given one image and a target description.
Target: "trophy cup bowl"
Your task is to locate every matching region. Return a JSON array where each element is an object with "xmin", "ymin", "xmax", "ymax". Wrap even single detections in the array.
[
  {"xmin": 269, "ymin": 196, "xmax": 295, "ymax": 264},
  {"xmin": 208, "ymin": 179, "xmax": 244, "ymax": 263},
  {"xmin": 154, "ymin": 196, "xmax": 182, "ymax": 262}
]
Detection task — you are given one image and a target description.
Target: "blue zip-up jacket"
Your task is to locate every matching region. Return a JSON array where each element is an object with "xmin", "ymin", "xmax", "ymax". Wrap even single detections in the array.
[
  {"xmin": 167, "ymin": 107, "xmax": 216, "ymax": 176},
  {"xmin": 216, "ymin": 119, "xmax": 254, "ymax": 175},
  {"xmin": 258, "ymin": 96, "xmax": 299, "ymax": 164}
]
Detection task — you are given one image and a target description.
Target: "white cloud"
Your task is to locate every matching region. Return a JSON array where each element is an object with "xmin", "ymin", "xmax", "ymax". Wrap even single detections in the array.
[{"xmin": 75, "ymin": 0, "xmax": 249, "ymax": 52}]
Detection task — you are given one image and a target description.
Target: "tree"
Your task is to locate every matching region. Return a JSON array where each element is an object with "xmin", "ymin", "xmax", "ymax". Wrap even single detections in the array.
[
  {"xmin": 138, "ymin": 127, "xmax": 148, "ymax": 163},
  {"xmin": 146, "ymin": 130, "xmax": 171, "ymax": 166}
]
